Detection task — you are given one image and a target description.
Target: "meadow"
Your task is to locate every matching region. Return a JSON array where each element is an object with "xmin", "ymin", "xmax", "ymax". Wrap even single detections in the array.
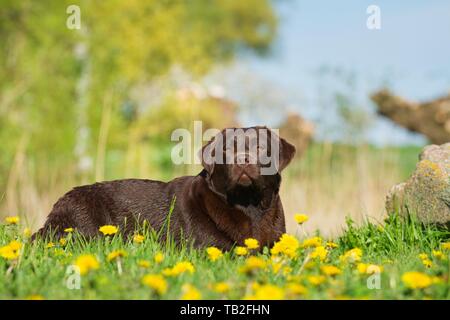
[
  {"xmin": 2, "ymin": 0, "xmax": 449, "ymax": 301},
  {"xmin": 2, "ymin": 143, "xmax": 450, "ymax": 300},
  {"xmin": 0, "ymin": 212, "xmax": 449, "ymax": 300}
]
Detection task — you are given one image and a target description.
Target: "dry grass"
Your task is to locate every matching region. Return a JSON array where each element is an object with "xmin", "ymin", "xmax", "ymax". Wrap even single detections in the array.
[{"xmin": 282, "ymin": 143, "xmax": 420, "ymax": 237}]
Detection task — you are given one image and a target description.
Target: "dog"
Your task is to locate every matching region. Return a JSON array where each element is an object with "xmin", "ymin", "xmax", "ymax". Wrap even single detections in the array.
[{"xmin": 33, "ymin": 126, "xmax": 296, "ymax": 249}]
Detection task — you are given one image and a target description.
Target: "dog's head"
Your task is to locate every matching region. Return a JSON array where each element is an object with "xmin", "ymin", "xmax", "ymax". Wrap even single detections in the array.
[{"xmin": 200, "ymin": 126, "xmax": 296, "ymax": 208}]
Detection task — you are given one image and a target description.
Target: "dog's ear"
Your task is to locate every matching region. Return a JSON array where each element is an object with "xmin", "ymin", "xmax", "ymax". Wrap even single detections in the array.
[
  {"xmin": 199, "ymin": 140, "xmax": 215, "ymax": 175},
  {"xmin": 278, "ymin": 136, "xmax": 296, "ymax": 172},
  {"xmin": 263, "ymin": 128, "xmax": 296, "ymax": 172},
  {"xmin": 198, "ymin": 131, "xmax": 223, "ymax": 175}
]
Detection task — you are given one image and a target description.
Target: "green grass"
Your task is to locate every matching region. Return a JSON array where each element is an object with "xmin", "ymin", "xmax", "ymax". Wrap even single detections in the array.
[{"xmin": 0, "ymin": 214, "xmax": 449, "ymax": 300}]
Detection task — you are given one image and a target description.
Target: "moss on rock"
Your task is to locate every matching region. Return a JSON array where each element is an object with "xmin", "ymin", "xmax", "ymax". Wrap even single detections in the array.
[{"xmin": 386, "ymin": 143, "xmax": 450, "ymax": 226}]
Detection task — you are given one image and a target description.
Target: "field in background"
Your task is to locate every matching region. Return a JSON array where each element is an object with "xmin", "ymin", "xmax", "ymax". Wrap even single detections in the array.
[
  {"xmin": 0, "ymin": 142, "xmax": 422, "ymax": 238},
  {"xmin": 283, "ymin": 143, "xmax": 421, "ymax": 237}
]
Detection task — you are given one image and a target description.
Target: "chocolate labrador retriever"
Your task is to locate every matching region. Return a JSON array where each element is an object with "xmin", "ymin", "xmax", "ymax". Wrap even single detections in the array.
[{"xmin": 33, "ymin": 126, "xmax": 295, "ymax": 249}]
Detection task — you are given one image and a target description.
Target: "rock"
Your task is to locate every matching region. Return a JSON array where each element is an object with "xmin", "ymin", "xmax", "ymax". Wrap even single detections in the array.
[
  {"xmin": 279, "ymin": 112, "xmax": 314, "ymax": 158},
  {"xmin": 371, "ymin": 89, "xmax": 450, "ymax": 144},
  {"xmin": 386, "ymin": 143, "xmax": 450, "ymax": 226}
]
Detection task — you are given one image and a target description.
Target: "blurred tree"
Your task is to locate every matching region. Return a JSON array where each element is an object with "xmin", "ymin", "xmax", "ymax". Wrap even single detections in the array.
[
  {"xmin": 335, "ymin": 92, "xmax": 371, "ymax": 144},
  {"xmin": 0, "ymin": 0, "xmax": 278, "ymax": 184}
]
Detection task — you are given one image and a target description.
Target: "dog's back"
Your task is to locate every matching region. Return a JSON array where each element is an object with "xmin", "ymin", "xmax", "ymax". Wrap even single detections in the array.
[{"xmin": 33, "ymin": 178, "xmax": 175, "ymax": 239}]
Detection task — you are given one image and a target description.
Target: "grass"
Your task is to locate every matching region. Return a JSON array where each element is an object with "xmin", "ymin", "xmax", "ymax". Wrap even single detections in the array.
[{"xmin": 0, "ymin": 214, "xmax": 449, "ymax": 300}]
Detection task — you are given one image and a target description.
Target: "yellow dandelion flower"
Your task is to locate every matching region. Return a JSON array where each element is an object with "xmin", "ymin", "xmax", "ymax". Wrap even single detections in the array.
[
  {"xmin": 432, "ymin": 250, "xmax": 444, "ymax": 260},
  {"xmin": 64, "ymin": 228, "xmax": 74, "ymax": 233},
  {"xmin": 357, "ymin": 263, "xmax": 383, "ymax": 274},
  {"xmin": 321, "ymin": 265, "xmax": 342, "ymax": 276},
  {"xmin": 154, "ymin": 252, "xmax": 164, "ymax": 263},
  {"xmin": 213, "ymin": 282, "xmax": 230, "ymax": 294},
  {"xmin": 326, "ymin": 241, "xmax": 338, "ymax": 249},
  {"xmin": 441, "ymin": 242, "xmax": 450, "ymax": 250},
  {"xmin": 74, "ymin": 254, "xmax": 99, "ymax": 275},
  {"xmin": 46, "ymin": 242, "xmax": 55, "ymax": 249},
  {"xmin": 133, "ymin": 234, "xmax": 145, "ymax": 244},
  {"xmin": 402, "ymin": 271, "xmax": 432, "ymax": 289},
  {"xmin": 271, "ymin": 234, "xmax": 300, "ymax": 258},
  {"xmin": 181, "ymin": 284, "xmax": 202, "ymax": 300},
  {"xmin": 283, "ymin": 266, "xmax": 293, "ymax": 275},
  {"xmin": 8, "ymin": 240, "xmax": 22, "ymax": 251},
  {"xmin": 99, "ymin": 225, "xmax": 118, "ymax": 236},
  {"xmin": 244, "ymin": 238, "xmax": 260, "ymax": 250},
  {"xmin": 286, "ymin": 283, "xmax": 308, "ymax": 296},
  {"xmin": 206, "ymin": 246, "xmax": 223, "ymax": 262},
  {"xmin": 357, "ymin": 263, "xmax": 368, "ymax": 274},
  {"xmin": 59, "ymin": 238, "xmax": 67, "ymax": 246},
  {"xmin": 0, "ymin": 247, "xmax": 19, "ymax": 260},
  {"xmin": 5, "ymin": 216, "xmax": 20, "ymax": 225},
  {"xmin": 26, "ymin": 295, "xmax": 44, "ymax": 300},
  {"xmin": 0, "ymin": 241, "xmax": 22, "ymax": 260},
  {"xmin": 273, "ymin": 264, "xmax": 284, "ymax": 274},
  {"xmin": 294, "ymin": 213, "xmax": 309, "ymax": 224},
  {"xmin": 307, "ymin": 275, "xmax": 326, "ymax": 286},
  {"xmin": 239, "ymin": 256, "xmax": 267, "ymax": 274},
  {"xmin": 138, "ymin": 260, "xmax": 151, "ymax": 268},
  {"xmin": 340, "ymin": 248, "xmax": 362, "ymax": 264},
  {"xmin": 250, "ymin": 282, "xmax": 261, "ymax": 291},
  {"xmin": 245, "ymin": 284, "xmax": 285, "ymax": 300},
  {"xmin": 309, "ymin": 246, "xmax": 328, "ymax": 261},
  {"xmin": 107, "ymin": 250, "xmax": 127, "ymax": 262},
  {"xmin": 421, "ymin": 259, "xmax": 433, "ymax": 268},
  {"xmin": 245, "ymin": 256, "xmax": 267, "ymax": 269},
  {"xmin": 302, "ymin": 236, "xmax": 322, "ymax": 248},
  {"xmin": 23, "ymin": 228, "xmax": 32, "ymax": 238},
  {"xmin": 234, "ymin": 246, "xmax": 248, "ymax": 256},
  {"xmin": 142, "ymin": 274, "xmax": 167, "ymax": 295},
  {"xmin": 418, "ymin": 253, "xmax": 429, "ymax": 261},
  {"xmin": 163, "ymin": 261, "xmax": 195, "ymax": 276}
]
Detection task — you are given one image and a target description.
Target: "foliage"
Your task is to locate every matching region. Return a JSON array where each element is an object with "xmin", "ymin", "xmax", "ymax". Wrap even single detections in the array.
[{"xmin": 0, "ymin": 0, "xmax": 277, "ymax": 188}]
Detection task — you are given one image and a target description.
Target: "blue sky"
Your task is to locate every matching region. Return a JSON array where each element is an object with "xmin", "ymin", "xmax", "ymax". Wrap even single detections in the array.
[{"xmin": 216, "ymin": 0, "xmax": 450, "ymax": 145}]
